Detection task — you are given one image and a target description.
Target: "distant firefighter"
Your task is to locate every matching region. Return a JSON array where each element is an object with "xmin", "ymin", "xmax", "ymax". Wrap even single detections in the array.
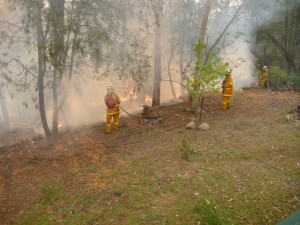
[
  {"xmin": 222, "ymin": 70, "xmax": 234, "ymax": 110},
  {"xmin": 104, "ymin": 86, "xmax": 121, "ymax": 133},
  {"xmin": 259, "ymin": 66, "xmax": 268, "ymax": 88}
]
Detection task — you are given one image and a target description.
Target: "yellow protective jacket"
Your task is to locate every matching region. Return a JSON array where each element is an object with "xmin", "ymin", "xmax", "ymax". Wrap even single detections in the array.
[
  {"xmin": 259, "ymin": 70, "xmax": 268, "ymax": 87},
  {"xmin": 104, "ymin": 92, "xmax": 121, "ymax": 115},
  {"xmin": 261, "ymin": 70, "xmax": 267, "ymax": 80},
  {"xmin": 222, "ymin": 74, "xmax": 233, "ymax": 96}
]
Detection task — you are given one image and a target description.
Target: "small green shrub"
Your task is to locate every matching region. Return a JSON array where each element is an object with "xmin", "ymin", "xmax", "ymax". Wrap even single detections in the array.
[
  {"xmin": 180, "ymin": 139, "xmax": 193, "ymax": 160},
  {"xmin": 192, "ymin": 199, "xmax": 234, "ymax": 225}
]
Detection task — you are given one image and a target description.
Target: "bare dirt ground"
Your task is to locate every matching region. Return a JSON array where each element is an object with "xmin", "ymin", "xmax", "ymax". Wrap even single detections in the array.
[{"xmin": 0, "ymin": 89, "xmax": 299, "ymax": 225}]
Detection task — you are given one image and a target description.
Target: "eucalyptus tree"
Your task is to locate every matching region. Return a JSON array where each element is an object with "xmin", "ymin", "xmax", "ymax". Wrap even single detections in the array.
[
  {"xmin": 1, "ymin": 0, "xmax": 128, "ymax": 136},
  {"xmin": 0, "ymin": 84, "xmax": 9, "ymax": 133},
  {"xmin": 255, "ymin": 0, "xmax": 300, "ymax": 71},
  {"xmin": 151, "ymin": 0, "xmax": 164, "ymax": 107},
  {"xmin": 97, "ymin": 1, "xmax": 152, "ymax": 103},
  {"xmin": 248, "ymin": 0, "xmax": 300, "ymax": 89},
  {"xmin": 131, "ymin": 0, "xmax": 203, "ymax": 106},
  {"xmin": 165, "ymin": 0, "xmax": 202, "ymax": 97},
  {"xmin": 126, "ymin": 0, "xmax": 165, "ymax": 108},
  {"xmin": 186, "ymin": 0, "xmax": 245, "ymax": 113}
]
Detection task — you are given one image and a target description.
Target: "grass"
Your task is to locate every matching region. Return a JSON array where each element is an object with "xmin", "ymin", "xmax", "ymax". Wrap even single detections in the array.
[
  {"xmin": 11, "ymin": 92, "xmax": 300, "ymax": 225},
  {"xmin": 16, "ymin": 182, "xmax": 101, "ymax": 225}
]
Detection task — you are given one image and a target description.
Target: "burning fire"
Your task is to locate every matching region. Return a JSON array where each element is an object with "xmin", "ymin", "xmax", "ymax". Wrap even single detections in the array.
[
  {"xmin": 145, "ymin": 95, "xmax": 152, "ymax": 103},
  {"xmin": 58, "ymin": 121, "xmax": 63, "ymax": 128},
  {"xmin": 120, "ymin": 97, "xmax": 128, "ymax": 102}
]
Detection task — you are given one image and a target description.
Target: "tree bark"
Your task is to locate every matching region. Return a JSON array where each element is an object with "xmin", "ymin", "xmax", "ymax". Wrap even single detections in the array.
[
  {"xmin": 199, "ymin": 0, "xmax": 212, "ymax": 43},
  {"xmin": 179, "ymin": 38, "xmax": 185, "ymax": 96},
  {"xmin": 36, "ymin": 2, "xmax": 52, "ymax": 137},
  {"xmin": 152, "ymin": 22, "xmax": 161, "ymax": 107},
  {"xmin": 50, "ymin": 0, "xmax": 65, "ymax": 135},
  {"xmin": 52, "ymin": 70, "xmax": 59, "ymax": 134},
  {"xmin": 0, "ymin": 87, "xmax": 10, "ymax": 133},
  {"xmin": 204, "ymin": 4, "xmax": 243, "ymax": 66},
  {"xmin": 192, "ymin": 0, "xmax": 212, "ymax": 113},
  {"xmin": 167, "ymin": 36, "xmax": 177, "ymax": 98},
  {"xmin": 264, "ymin": 32, "xmax": 297, "ymax": 70}
]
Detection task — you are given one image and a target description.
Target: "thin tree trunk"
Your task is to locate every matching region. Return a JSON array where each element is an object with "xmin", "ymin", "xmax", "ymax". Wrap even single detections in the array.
[
  {"xmin": 152, "ymin": 17, "xmax": 161, "ymax": 107},
  {"xmin": 199, "ymin": 0, "xmax": 212, "ymax": 43},
  {"xmin": 265, "ymin": 32, "xmax": 296, "ymax": 70},
  {"xmin": 0, "ymin": 87, "xmax": 10, "ymax": 133},
  {"xmin": 50, "ymin": 0, "xmax": 65, "ymax": 135},
  {"xmin": 179, "ymin": 40, "xmax": 185, "ymax": 96},
  {"xmin": 167, "ymin": 36, "xmax": 176, "ymax": 98},
  {"xmin": 199, "ymin": 96, "xmax": 204, "ymax": 124},
  {"xmin": 204, "ymin": 4, "xmax": 243, "ymax": 66},
  {"xmin": 192, "ymin": 0, "xmax": 212, "ymax": 113},
  {"xmin": 52, "ymin": 70, "xmax": 59, "ymax": 134},
  {"xmin": 178, "ymin": 19, "xmax": 186, "ymax": 97},
  {"xmin": 36, "ymin": 2, "xmax": 51, "ymax": 137}
]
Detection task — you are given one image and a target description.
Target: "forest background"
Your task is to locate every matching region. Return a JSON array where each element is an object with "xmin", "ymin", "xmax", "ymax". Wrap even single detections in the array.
[{"xmin": 0, "ymin": 0, "xmax": 298, "ymax": 136}]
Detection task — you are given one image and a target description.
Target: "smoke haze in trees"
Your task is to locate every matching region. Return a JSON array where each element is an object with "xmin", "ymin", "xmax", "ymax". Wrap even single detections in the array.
[{"xmin": 0, "ymin": 0, "xmax": 286, "ymax": 134}]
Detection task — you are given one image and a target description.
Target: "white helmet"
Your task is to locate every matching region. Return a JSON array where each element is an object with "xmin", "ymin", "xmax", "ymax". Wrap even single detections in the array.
[
  {"xmin": 226, "ymin": 69, "xmax": 232, "ymax": 75},
  {"xmin": 106, "ymin": 86, "xmax": 114, "ymax": 92},
  {"xmin": 263, "ymin": 66, "xmax": 267, "ymax": 70}
]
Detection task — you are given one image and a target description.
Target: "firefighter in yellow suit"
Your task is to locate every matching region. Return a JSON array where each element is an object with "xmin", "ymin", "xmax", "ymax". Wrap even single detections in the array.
[
  {"xmin": 222, "ymin": 71, "xmax": 233, "ymax": 110},
  {"xmin": 104, "ymin": 86, "xmax": 121, "ymax": 133},
  {"xmin": 259, "ymin": 66, "xmax": 268, "ymax": 88}
]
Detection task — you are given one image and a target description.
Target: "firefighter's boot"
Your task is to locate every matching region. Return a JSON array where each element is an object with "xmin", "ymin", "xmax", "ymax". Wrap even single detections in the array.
[
  {"xmin": 105, "ymin": 124, "xmax": 111, "ymax": 134},
  {"xmin": 227, "ymin": 101, "xmax": 231, "ymax": 109},
  {"xmin": 222, "ymin": 102, "xmax": 227, "ymax": 110}
]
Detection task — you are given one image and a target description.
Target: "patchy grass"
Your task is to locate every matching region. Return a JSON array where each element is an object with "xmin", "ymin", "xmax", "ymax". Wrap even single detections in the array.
[{"xmin": 1, "ymin": 91, "xmax": 300, "ymax": 225}]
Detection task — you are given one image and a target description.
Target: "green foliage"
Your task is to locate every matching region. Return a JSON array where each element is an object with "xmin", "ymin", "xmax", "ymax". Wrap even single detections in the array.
[
  {"xmin": 192, "ymin": 199, "xmax": 234, "ymax": 225},
  {"xmin": 252, "ymin": 1, "xmax": 300, "ymax": 90},
  {"xmin": 186, "ymin": 42, "xmax": 229, "ymax": 101},
  {"xmin": 289, "ymin": 73, "xmax": 300, "ymax": 91},
  {"xmin": 180, "ymin": 139, "xmax": 193, "ymax": 160},
  {"xmin": 269, "ymin": 65, "xmax": 289, "ymax": 89}
]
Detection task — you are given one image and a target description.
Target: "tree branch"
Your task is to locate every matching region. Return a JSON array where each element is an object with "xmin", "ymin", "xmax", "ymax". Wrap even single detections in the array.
[
  {"xmin": 263, "ymin": 32, "xmax": 297, "ymax": 70},
  {"xmin": 0, "ymin": 57, "xmax": 38, "ymax": 79},
  {"xmin": 161, "ymin": 79, "xmax": 186, "ymax": 88},
  {"xmin": 204, "ymin": 4, "xmax": 244, "ymax": 66}
]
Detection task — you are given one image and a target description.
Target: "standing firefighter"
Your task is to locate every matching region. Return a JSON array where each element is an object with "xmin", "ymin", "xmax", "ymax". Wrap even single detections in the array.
[
  {"xmin": 104, "ymin": 86, "xmax": 121, "ymax": 133},
  {"xmin": 259, "ymin": 66, "xmax": 268, "ymax": 88},
  {"xmin": 222, "ymin": 70, "xmax": 234, "ymax": 110}
]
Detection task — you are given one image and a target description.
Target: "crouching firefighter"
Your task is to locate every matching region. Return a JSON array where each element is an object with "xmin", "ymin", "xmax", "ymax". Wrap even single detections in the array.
[
  {"xmin": 104, "ymin": 86, "xmax": 121, "ymax": 133},
  {"xmin": 222, "ymin": 70, "xmax": 234, "ymax": 110}
]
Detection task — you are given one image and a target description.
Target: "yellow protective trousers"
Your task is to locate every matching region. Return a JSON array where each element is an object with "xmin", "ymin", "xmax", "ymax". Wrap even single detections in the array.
[
  {"xmin": 259, "ymin": 78, "xmax": 267, "ymax": 87},
  {"xmin": 259, "ymin": 71, "xmax": 267, "ymax": 88},
  {"xmin": 106, "ymin": 106, "xmax": 120, "ymax": 133},
  {"xmin": 222, "ymin": 74, "xmax": 233, "ymax": 110},
  {"xmin": 222, "ymin": 95, "xmax": 231, "ymax": 110}
]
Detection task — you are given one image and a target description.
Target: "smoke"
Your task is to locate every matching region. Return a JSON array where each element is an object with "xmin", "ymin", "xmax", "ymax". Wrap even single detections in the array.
[
  {"xmin": 206, "ymin": 4, "xmax": 257, "ymax": 90},
  {"xmin": 222, "ymin": 38, "xmax": 256, "ymax": 89},
  {"xmin": 0, "ymin": 0, "xmax": 287, "ymax": 136}
]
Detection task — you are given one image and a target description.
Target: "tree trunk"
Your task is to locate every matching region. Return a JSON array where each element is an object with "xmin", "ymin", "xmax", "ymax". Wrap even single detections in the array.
[
  {"xmin": 204, "ymin": 4, "xmax": 243, "ymax": 66},
  {"xmin": 179, "ymin": 39, "xmax": 185, "ymax": 97},
  {"xmin": 265, "ymin": 32, "xmax": 296, "ymax": 70},
  {"xmin": 167, "ymin": 36, "xmax": 176, "ymax": 98},
  {"xmin": 192, "ymin": 0, "xmax": 212, "ymax": 113},
  {"xmin": 52, "ymin": 70, "xmax": 59, "ymax": 134},
  {"xmin": 50, "ymin": 0, "xmax": 65, "ymax": 135},
  {"xmin": 152, "ymin": 15, "xmax": 161, "ymax": 108},
  {"xmin": 199, "ymin": 0, "xmax": 212, "ymax": 43},
  {"xmin": 0, "ymin": 87, "xmax": 10, "ymax": 133},
  {"xmin": 36, "ymin": 2, "xmax": 52, "ymax": 137}
]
